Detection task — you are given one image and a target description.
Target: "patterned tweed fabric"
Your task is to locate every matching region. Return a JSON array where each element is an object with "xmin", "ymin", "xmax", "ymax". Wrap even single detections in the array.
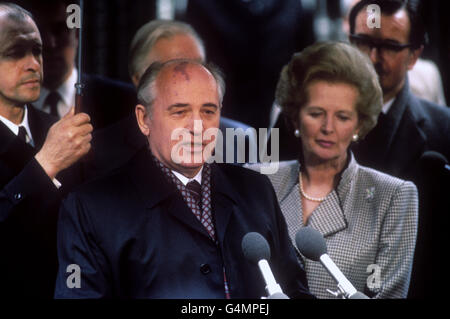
[{"xmin": 246, "ymin": 153, "xmax": 418, "ymax": 298}]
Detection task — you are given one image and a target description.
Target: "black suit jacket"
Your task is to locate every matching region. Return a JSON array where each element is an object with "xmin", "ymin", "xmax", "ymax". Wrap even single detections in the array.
[
  {"xmin": 352, "ymin": 80, "xmax": 450, "ymax": 179},
  {"xmin": 352, "ymin": 80, "xmax": 450, "ymax": 298},
  {"xmin": 55, "ymin": 148, "xmax": 312, "ymax": 299},
  {"xmin": 0, "ymin": 105, "xmax": 61, "ymax": 298}
]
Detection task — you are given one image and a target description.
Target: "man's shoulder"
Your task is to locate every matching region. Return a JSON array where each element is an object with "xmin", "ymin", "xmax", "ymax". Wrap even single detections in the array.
[
  {"xmin": 219, "ymin": 116, "xmax": 253, "ymax": 131},
  {"xmin": 214, "ymin": 162, "xmax": 268, "ymax": 181},
  {"xmin": 408, "ymin": 95, "xmax": 450, "ymax": 151},
  {"xmin": 71, "ymin": 163, "xmax": 130, "ymax": 199},
  {"xmin": 74, "ymin": 147, "xmax": 147, "ymax": 197},
  {"xmin": 408, "ymin": 92, "xmax": 450, "ymax": 123},
  {"xmin": 28, "ymin": 104, "xmax": 58, "ymax": 125},
  {"xmin": 212, "ymin": 163, "xmax": 281, "ymax": 203},
  {"xmin": 245, "ymin": 161, "xmax": 299, "ymax": 201}
]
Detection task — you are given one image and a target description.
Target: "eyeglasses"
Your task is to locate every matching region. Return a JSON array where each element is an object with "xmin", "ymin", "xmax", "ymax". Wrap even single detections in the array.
[{"xmin": 349, "ymin": 34, "xmax": 413, "ymax": 56}]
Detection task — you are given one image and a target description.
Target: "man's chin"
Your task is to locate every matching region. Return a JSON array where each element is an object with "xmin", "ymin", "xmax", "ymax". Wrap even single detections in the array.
[
  {"xmin": 16, "ymin": 90, "xmax": 41, "ymax": 105},
  {"xmin": 173, "ymin": 161, "xmax": 204, "ymax": 178},
  {"xmin": 380, "ymin": 82, "xmax": 398, "ymax": 98},
  {"xmin": 179, "ymin": 162, "xmax": 204, "ymax": 171},
  {"xmin": 178, "ymin": 153, "xmax": 207, "ymax": 167}
]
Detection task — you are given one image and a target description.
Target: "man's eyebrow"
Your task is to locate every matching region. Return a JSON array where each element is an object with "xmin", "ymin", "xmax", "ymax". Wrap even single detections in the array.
[
  {"xmin": 167, "ymin": 103, "xmax": 189, "ymax": 110},
  {"xmin": 3, "ymin": 37, "xmax": 42, "ymax": 51},
  {"xmin": 203, "ymin": 103, "xmax": 218, "ymax": 109},
  {"xmin": 166, "ymin": 103, "xmax": 219, "ymax": 111},
  {"xmin": 354, "ymin": 33, "xmax": 402, "ymax": 44}
]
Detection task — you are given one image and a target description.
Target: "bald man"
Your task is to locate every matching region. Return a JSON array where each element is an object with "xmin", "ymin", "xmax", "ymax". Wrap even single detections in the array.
[
  {"xmin": 54, "ymin": 59, "xmax": 312, "ymax": 299},
  {"xmin": 84, "ymin": 20, "xmax": 256, "ymax": 181}
]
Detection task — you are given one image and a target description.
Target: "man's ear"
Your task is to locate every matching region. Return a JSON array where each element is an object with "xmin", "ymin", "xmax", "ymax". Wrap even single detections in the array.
[
  {"xmin": 407, "ymin": 45, "xmax": 423, "ymax": 71},
  {"xmin": 131, "ymin": 74, "xmax": 140, "ymax": 88},
  {"xmin": 135, "ymin": 104, "xmax": 150, "ymax": 136}
]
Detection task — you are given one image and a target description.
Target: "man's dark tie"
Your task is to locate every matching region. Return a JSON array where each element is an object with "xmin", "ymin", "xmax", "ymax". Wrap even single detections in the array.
[
  {"xmin": 45, "ymin": 91, "xmax": 60, "ymax": 117},
  {"xmin": 17, "ymin": 126, "xmax": 28, "ymax": 143},
  {"xmin": 377, "ymin": 112, "xmax": 387, "ymax": 126},
  {"xmin": 186, "ymin": 180, "xmax": 202, "ymax": 206}
]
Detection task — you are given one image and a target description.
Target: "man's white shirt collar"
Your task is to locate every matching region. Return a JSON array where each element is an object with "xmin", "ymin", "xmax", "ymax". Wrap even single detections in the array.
[
  {"xmin": 172, "ymin": 167, "xmax": 203, "ymax": 186},
  {"xmin": 0, "ymin": 105, "xmax": 62, "ymax": 188},
  {"xmin": 382, "ymin": 98, "xmax": 395, "ymax": 115},
  {"xmin": 0, "ymin": 105, "xmax": 34, "ymax": 146}
]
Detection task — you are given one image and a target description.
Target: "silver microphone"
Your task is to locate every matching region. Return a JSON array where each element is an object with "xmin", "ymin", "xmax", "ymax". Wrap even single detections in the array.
[
  {"xmin": 241, "ymin": 232, "xmax": 289, "ymax": 299},
  {"xmin": 295, "ymin": 227, "xmax": 369, "ymax": 299}
]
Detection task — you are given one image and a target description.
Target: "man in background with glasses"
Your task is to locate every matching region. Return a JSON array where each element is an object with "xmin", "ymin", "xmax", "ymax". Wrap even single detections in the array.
[{"xmin": 348, "ymin": 0, "xmax": 450, "ymax": 299}]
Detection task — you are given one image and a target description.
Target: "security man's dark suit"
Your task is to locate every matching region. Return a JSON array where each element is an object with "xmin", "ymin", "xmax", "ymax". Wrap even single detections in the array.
[
  {"xmin": 352, "ymin": 80, "xmax": 450, "ymax": 298},
  {"xmin": 0, "ymin": 105, "xmax": 80, "ymax": 298}
]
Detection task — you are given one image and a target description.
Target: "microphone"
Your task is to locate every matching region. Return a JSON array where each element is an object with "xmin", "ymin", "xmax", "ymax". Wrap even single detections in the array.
[
  {"xmin": 241, "ymin": 232, "xmax": 289, "ymax": 299},
  {"xmin": 295, "ymin": 227, "xmax": 369, "ymax": 299},
  {"xmin": 420, "ymin": 151, "xmax": 450, "ymax": 172}
]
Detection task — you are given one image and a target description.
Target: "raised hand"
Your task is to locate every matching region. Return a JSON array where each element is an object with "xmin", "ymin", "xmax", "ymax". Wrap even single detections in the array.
[{"xmin": 35, "ymin": 107, "xmax": 93, "ymax": 179}]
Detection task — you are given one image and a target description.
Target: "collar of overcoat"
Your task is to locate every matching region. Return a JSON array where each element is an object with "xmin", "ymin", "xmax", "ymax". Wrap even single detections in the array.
[{"xmin": 129, "ymin": 148, "xmax": 241, "ymax": 245}]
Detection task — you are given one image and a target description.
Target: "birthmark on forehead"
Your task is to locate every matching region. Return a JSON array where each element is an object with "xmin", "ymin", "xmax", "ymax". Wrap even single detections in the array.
[{"xmin": 173, "ymin": 62, "xmax": 190, "ymax": 81}]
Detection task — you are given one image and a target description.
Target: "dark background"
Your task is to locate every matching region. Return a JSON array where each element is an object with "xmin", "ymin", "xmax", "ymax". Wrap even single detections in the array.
[
  {"xmin": 79, "ymin": 0, "xmax": 315, "ymax": 129},
  {"xmin": 82, "ymin": 0, "xmax": 449, "ymax": 129},
  {"xmin": 17, "ymin": 0, "xmax": 450, "ymax": 129}
]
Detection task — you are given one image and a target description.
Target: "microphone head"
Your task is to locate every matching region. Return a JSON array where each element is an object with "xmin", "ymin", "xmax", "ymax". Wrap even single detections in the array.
[
  {"xmin": 267, "ymin": 292, "xmax": 290, "ymax": 299},
  {"xmin": 421, "ymin": 150, "xmax": 449, "ymax": 165},
  {"xmin": 295, "ymin": 227, "xmax": 327, "ymax": 261},
  {"xmin": 241, "ymin": 232, "xmax": 271, "ymax": 263},
  {"xmin": 349, "ymin": 291, "xmax": 370, "ymax": 299},
  {"xmin": 420, "ymin": 151, "xmax": 450, "ymax": 174},
  {"xmin": 420, "ymin": 151, "xmax": 448, "ymax": 166}
]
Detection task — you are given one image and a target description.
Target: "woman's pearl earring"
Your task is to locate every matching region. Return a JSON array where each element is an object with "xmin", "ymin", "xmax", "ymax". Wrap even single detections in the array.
[
  {"xmin": 352, "ymin": 134, "xmax": 359, "ymax": 142},
  {"xmin": 294, "ymin": 129, "xmax": 300, "ymax": 138}
]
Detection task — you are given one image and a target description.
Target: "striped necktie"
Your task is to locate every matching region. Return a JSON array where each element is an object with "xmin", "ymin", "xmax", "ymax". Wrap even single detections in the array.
[{"xmin": 186, "ymin": 180, "xmax": 202, "ymax": 207}]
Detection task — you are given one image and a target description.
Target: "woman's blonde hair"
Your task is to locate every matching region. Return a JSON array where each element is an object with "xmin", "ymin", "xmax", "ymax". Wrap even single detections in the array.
[{"xmin": 276, "ymin": 41, "xmax": 382, "ymax": 139}]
